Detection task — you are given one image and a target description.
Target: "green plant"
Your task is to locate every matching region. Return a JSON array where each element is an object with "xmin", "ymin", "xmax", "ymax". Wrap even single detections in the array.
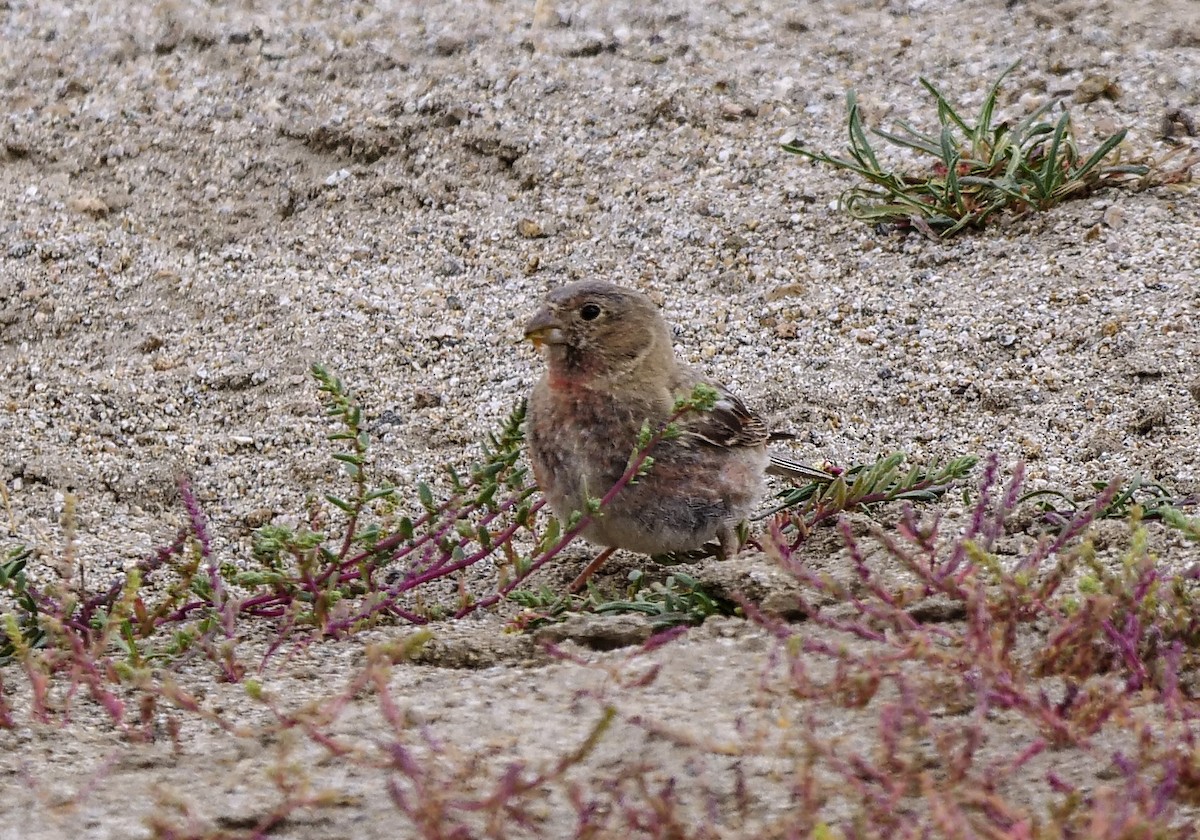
[
  {"xmin": 761, "ymin": 452, "xmax": 977, "ymax": 527},
  {"xmin": 784, "ymin": 62, "xmax": 1158, "ymax": 236},
  {"xmin": 510, "ymin": 570, "xmax": 737, "ymax": 631},
  {"xmin": 0, "ymin": 547, "xmax": 43, "ymax": 665},
  {"xmin": 1021, "ymin": 474, "xmax": 1197, "ymax": 530}
]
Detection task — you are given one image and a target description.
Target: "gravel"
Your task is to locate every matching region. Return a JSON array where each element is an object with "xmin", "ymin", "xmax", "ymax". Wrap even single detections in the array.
[{"xmin": 0, "ymin": 0, "xmax": 1198, "ymax": 835}]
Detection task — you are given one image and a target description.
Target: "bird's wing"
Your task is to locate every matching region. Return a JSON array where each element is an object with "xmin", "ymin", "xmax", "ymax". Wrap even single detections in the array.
[
  {"xmin": 670, "ymin": 367, "xmax": 770, "ymax": 450},
  {"xmin": 668, "ymin": 367, "xmax": 833, "ymax": 481}
]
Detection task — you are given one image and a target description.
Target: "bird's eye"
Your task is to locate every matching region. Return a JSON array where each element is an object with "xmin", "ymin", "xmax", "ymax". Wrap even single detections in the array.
[{"xmin": 580, "ymin": 303, "xmax": 602, "ymax": 321}]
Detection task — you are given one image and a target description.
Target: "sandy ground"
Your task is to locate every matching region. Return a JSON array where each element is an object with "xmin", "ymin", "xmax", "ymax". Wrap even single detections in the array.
[{"xmin": 1, "ymin": 0, "xmax": 1199, "ymax": 837}]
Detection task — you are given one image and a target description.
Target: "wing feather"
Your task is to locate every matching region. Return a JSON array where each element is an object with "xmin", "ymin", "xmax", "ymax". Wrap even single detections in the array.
[{"xmin": 669, "ymin": 363, "xmax": 770, "ymax": 450}]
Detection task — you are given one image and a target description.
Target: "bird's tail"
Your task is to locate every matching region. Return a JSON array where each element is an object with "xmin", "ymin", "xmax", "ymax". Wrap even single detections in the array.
[{"xmin": 766, "ymin": 452, "xmax": 836, "ymax": 483}]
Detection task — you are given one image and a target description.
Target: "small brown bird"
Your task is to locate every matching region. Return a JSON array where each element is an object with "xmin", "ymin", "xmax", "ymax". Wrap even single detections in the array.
[{"xmin": 524, "ymin": 280, "xmax": 828, "ymax": 589}]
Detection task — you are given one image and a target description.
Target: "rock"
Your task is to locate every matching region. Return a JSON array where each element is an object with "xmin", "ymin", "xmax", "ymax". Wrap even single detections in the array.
[{"xmin": 534, "ymin": 614, "xmax": 655, "ymax": 650}]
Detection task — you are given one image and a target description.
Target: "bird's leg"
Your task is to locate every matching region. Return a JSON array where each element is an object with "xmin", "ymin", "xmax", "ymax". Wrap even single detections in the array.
[
  {"xmin": 568, "ymin": 547, "xmax": 618, "ymax": 593},
  {"xmin": 716, "ymin": 521, "xmax": 748, "ymax": 561}
]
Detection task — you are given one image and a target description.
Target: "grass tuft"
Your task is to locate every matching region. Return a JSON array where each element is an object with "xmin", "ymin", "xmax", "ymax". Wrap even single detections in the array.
[{"xmin": 784, "ymin": 61, "xmax": 1194, "ymax": 236}]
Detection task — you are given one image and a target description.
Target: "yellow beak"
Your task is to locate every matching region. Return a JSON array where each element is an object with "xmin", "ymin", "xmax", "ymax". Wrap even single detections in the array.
[{"xmin": 523, "ymin": 309, "xmax": 566, "ymax": 348}]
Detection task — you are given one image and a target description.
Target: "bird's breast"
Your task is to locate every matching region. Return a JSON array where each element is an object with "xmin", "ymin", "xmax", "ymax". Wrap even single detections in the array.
[{"xmin": 528, "ymin": 380, "xmax": 653, "ymax": 503}]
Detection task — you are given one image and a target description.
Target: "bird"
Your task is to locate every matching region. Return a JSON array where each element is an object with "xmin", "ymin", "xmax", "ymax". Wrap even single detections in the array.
[{"xmin": 523, "ymin": 280, "xmax": 830, "ymax": 590}]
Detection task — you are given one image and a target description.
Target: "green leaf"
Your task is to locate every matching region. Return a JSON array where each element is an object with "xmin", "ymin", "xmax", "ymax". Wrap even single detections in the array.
[
  {"xmin": 918, "ymin": 76, "xmax": 971, "ymax": 137},
  {"xmin": 1072, "ymin": 127, "xmax": 1127, "ymax": 179},
  {"xmin": 538, "ymin": 517, "xmax": 561, "ymax": 552},
  {"xmin": 846, "ymin": 92, "xmax": 883, "ymax": 173},
  {"xmin": 398, "ymin": 517, "xmax": 415, "ymax": 540},
  {"xmin": 873, "ymin": 125, "xmax": 943, "ymax": 157},
  {"xmin": 417, "ymin": 482, "xmax": 435, "ymax": 513},
  {"xmin": 326, "ymin": 494, "xmax": 354, "ymax": 513}
]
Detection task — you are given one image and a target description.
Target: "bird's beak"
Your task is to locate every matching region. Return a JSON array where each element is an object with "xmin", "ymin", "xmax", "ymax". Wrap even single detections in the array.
[{"xmin": 523, "ymin": 309, "xmax": 566, "ymax": 348}]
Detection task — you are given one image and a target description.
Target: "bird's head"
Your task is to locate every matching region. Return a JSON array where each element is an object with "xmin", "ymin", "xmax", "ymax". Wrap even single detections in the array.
[{"xmin": 524, "ymin": 281, "xmax": 676, "ymax": 386}]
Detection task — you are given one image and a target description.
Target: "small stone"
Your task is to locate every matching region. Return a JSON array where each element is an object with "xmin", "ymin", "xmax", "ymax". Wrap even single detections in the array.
[
  {"xmin": 534, "ymin": 614, "xmax": 654, "ymax": 650},
  {"xmin": 720, "ymin": 102, "xmax": 754, "ymax": 120},
  {"xmin": 68, "ymin": 193, "xmax": 109, "ymax": 217},
  {"xmin": 906, "ymin": 598, "xmax": 967, "ymax": 623},
  {"xmin": 1079, "ymin": 430, "xmax": 1122, "ymax": 461},
  {"xmin": 517, "ymin": 218, "xmax": 545, "ymax": 238},
  {"xmin": 436, "ymin": 106, "xmax": 468, "ymax": 128},
  {"xmin": 4, "ymin": 137, "xmax": 31, "ymax": 159},
  {"xmin": 154, "ymin": 22, "xmax": 183, "ymax": 55},
  {"xmin": 562, "ymin": 38, "xmax": 608, "ymax": 58},
  {"xmin": 1130, "ymin": 406, "xmax": 1166, "ymax": 435},
  {"xmin": 1162, "ymin": 107, "xmax": 1197, "ymax": 139},
  {"xmin": 412, "ymin": 389, "xmax": 441, "ymax": 409},
  {"xmin": 138, "ymin": 336, "xmax": 165, "ymax": 354},
  {"xmin": 765, "ymin": 283, "xmax": 806, "ymax": 301},
  {"xmin": 1075, "ymin": 74, "xmax": 1121, "ymax": 103},
  {"xmin": 432, "ymin": 34, "xmax": 466, "ymax": 56},
  {"xmin": 244, "ymin": 508, "xmax": 275, "ymax": 528},
  {"xmin": 436, "ymin": 258, "xmax": 465, "ymax": 277}
]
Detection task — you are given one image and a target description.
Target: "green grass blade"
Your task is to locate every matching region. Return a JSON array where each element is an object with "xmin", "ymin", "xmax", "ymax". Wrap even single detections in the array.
[
  {"xmin": 892, "ymin": 119, "xmax": 943, "ymax": 148},
  {"xmin": 957, "ymin": 175, "xmax": 1030, "ymax": 203},
  {"xmin": 846, "ymin": 91, "xmax": 883, "ymax": 173},
  {"xmin": 1002, "ymin": 137, "xmax": 1026, "ymax": 183},
  {"xmin": 974, "ymin": 60, "xmax": 1018, "ymax": 145},
  {"xmin": 782, "ymin": 144, "xmax": 887, "ymax": 180},
  {"xmin": 938, "ymin": 126, "xmax": 965, "ymax": 216},
  {"xmin": 1018, "ymin": 159, "xmax": 1051, "ymax": 202},
  {"xmin": 1039, "ymin": 111, "xmax": 1072, "ymax": 192},
  {"xmin": 873, "ymin": 126, "xmax": 944, "ymax": 157},
  {"xmin": 784, "ymin": 60, "xmax": 1159, "ymax": 236},
  {"xmin": 1010, "ymin": 99, "xmax": 1058, "ymax": 143},
  {"xmin": 918, "ymin": 77, "xmax": 973, "ymax": 136},
  {"xmin": 1071, "ymin": 127, "xmax": 1127, "ymax": 178}
]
